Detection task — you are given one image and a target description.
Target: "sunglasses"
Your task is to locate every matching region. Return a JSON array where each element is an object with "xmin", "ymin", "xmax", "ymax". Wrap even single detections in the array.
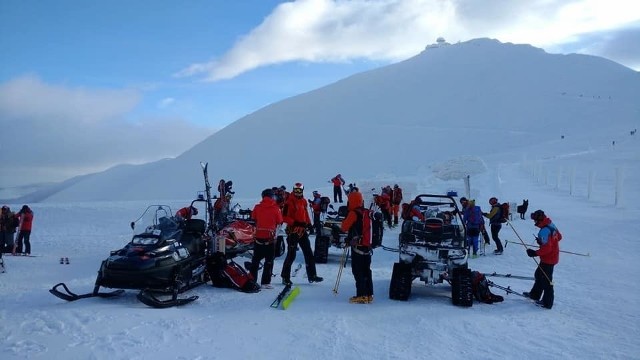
[{"xmin": 293, "ymin": 188, "xmax": 303, "ymax": 194}]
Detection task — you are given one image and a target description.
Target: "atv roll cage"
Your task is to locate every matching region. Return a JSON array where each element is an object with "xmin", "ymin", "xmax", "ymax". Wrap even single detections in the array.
[{"xmin": 389, "ymin": 194, "xmax": 473, "ymax": 307}]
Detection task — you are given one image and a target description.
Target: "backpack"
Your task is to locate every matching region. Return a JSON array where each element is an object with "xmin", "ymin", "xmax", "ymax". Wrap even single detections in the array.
[
  {"xmin": 371, "ymin": 211, "xmax": 383, "ymax": 248},
  {"xmin": 471, "ymin": 271, "xmax": 504, "ymax": 304},
  {"xmin": 500, "ymin": 203, "xmax": 510, "ymax": 223},
  {"xmin": 223, "ymin": 260, "xmax": 260, "ymax": 293},
  {"xmin": 348, "ymin": 208, "xmax": 373, "ymax": 248},
  {"xmin": 320, "ymin": 197, "xmax": 331, "ymax": 213}
]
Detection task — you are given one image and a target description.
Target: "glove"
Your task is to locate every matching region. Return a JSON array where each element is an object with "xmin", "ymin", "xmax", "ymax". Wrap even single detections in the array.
[
  {"xmin": 526, "ymin": 249, "xmax": 537, "ymax": 257},
  {"xmin": 349, "ymin": 236, "xmax": 361, "ymax": 246}
]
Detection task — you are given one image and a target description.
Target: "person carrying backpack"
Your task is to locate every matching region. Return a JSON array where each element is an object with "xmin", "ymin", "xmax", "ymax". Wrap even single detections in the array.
[
  {"xmin": 483, "ymin": 197, "xmax": 505, "ymax": 255},
  {"xmin": 341, "ymin": 190, "xmax": 374, "ymax": 304},
  {"xmin": 250, "ymin": 188, "xmax": 283, "ymax": 289},
  {"xmin": 524, "ymin": 210, "xmax": 562, "ymax": 309},
  {"xmin": 460, "ymin": 198, "xmax": 483, "ymax": 258},
  {"xmin": 391, "ymin": 184, "xmax": 403, "ymax": 226},
  {"xmin": 308, "ymin": 191, "xmax": 323, "ymax": 235}
]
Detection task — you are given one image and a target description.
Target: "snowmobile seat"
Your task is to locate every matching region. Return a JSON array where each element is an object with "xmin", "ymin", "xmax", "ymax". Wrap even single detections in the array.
[
  {"xmin": 337, "ymin": 206, "xmax": 348, "ymax": 218},
  {"xmin": 184, "ymin": 219, "xmax": 206, "ymax": 234},
  {"xmin": 424, "ymin": 218, "xmax": 444, "ymax": 241}
]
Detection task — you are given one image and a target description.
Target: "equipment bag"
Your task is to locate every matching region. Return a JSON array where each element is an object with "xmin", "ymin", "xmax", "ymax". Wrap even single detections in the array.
[
  {"xmin": 471, "ymin": 271, "xmax": 504, "ymax": 304},
  {"xmin": 223, "ymin": 260, "xmax": 260, "ymax": 293}
]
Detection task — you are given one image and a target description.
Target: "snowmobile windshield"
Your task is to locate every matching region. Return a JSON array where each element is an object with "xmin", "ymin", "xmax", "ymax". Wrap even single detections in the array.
[{"xmin": 131, "ymin": 205, "xmax": 181, "ymax": 240}]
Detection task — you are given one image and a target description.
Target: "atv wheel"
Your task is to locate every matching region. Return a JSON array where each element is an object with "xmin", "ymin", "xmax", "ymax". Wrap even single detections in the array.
[
  {"xmin": 451, "ymin": 267, "xmax": 473, "ymax": 307},
  {"xmin": 314, "ymin": 236, "xmax": 330, "ymax": 264},
  {"xmin": 389, "ymin": 262, "xmax": 412, "ymax": 301}
]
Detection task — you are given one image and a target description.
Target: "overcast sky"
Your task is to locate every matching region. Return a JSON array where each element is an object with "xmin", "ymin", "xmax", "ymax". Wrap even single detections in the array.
[{"xmin": 1, "ymin": 0, "xmax": 638, "ymax": 188}]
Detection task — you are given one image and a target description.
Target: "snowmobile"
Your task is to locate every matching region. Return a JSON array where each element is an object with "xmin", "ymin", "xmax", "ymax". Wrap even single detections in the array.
[
  {"xmin": 388, "ymin": 194, "xmax": 473, "ymax": 307},
  {"xmin": 50, "ymin": 200, "xmax": 211, "ymax": 308}
]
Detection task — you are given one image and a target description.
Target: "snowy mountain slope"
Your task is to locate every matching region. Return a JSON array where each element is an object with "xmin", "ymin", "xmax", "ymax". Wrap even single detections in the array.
[{"xmin": 27, "ymin": 38, "xmax": 640, "ymax": 203}]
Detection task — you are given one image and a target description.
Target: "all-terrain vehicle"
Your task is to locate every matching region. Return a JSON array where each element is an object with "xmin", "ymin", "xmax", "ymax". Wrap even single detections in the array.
[
  {"xmin": 314, "ymin": 204, "xmax": 383, "ymax": 263},
  {"xmin": 388, "ymin": 194, "xmax": 473, "ymax": 306},
  {"xmin": 50, "ymin": 200, "xmax": 211, "ymax": 308}
]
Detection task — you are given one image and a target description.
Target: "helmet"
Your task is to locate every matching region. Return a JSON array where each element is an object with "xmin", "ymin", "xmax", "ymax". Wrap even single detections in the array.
[
  {"xmin": 190, "ymin": 206, "xmax": 199, "ymax": 215},
  {"xmin": 292, "ymin": 182, "xmax": 304, "ymax": 196},
  {"xmin": 489, "ymin": 197, "xmax": 498, "ymax": 205},
  {"xmin": 394, "ymin": 184, "xmax": 399, "ymax": 189},
  {"xmin": 279, "ymin": 185, "xmax": 286, "ymax": 191},
  {"xmin": 312, "ymin": 190, "xmax": 320, "ymax": 197},
  {"xmin": 530, "ymin": 210, "xmax": 545, "ymax": 222},
  {"xmin": 262, "ymin": 188, "xmax": 275, "ymax": 198}
]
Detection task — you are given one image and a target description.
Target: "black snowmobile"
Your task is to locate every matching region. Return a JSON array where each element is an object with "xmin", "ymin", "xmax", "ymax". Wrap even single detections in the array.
[{"xmin": 50, "ymin": 201, "xmax": 210, "ymax": 308}]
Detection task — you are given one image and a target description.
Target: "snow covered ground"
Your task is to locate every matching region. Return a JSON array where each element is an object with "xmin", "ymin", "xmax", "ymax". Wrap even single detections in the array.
[{"xmin": 1, "ymin": 136, "xmax": 639, "ymax": 359}]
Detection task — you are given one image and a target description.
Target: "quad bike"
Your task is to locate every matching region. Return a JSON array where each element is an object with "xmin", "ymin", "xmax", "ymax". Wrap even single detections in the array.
[
  {"xmin": 388, "ymin": 194, "xmax": 473, "ymax": 307},
  {"xmin": 50, "ymin": 200, "xmax": 211, "ymax": 308},
  {"xmin": 314, "ymin": 205, "xmax": 383, "ymax": 263}
]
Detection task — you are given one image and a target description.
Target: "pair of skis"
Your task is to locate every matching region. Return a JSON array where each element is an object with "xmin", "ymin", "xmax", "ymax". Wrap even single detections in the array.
[
  {"xmin": 270, "ymin": 284, "xmax": 300, "ymax": 309},
  {"xmin": 270, "ymin": 263, "xmax": 302, "ymax": 309}
]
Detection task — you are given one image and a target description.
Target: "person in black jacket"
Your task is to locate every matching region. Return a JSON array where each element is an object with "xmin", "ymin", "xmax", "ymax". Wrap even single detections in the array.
[{"xmin": 483, "ymin": 197, "xmax": 504, "ymax": 254}]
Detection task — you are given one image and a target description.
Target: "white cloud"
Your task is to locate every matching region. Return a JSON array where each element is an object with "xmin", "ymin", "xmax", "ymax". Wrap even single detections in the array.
[
  {"xmin": 158, "ymin": 97, "xmax": 176, "ymax": 108},
  {"xmin": 0, "ymin": 75, "xmax": 214, "ymax": 187},
  {"xmin": 177, "ymin": 0, "xmax": 640, "ymax": 81}
]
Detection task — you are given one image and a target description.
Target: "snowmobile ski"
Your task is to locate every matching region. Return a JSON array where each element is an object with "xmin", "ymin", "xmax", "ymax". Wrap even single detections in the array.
[
  {"xmin": 48, "ymin": 282, "xmax": 125, "ymax": 302},
  {"xmin": 136, "ymin": 289, "xmax": 199, "ymax": 308},
  {"xmin": 271, "ymin": 284, "xmax": 292, "ymax": 308},
  {"xmin": 483, "ymin": 272, "xmax": 534, "ymax": 281}
]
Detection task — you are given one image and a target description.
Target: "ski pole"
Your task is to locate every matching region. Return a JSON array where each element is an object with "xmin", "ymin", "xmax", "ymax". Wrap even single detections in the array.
[
  {"xmin": 506, "ymin": 220, "xmax": 554, "ymax": 285},
  {"xmin": 333, "ymin": 246, "xmax": 349, "ymax": 295},
  {"xmin": 505, "ymin": 240, "xmax": 590, "ymax": 257}
]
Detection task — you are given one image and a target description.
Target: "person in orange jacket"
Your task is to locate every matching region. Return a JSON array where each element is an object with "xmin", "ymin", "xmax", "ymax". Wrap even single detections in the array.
[
  {"xmin": 175, "ymin": 205, "xmax": 198, "ymax": 221},
  {"xmin": 374, "ymin": 191, "xmax": 393, "ymax": 228},
  {"xmin": 341, "ymin": 190, "xmax": 374, "ymax": 304},
  {"xmin": 250, "ymin": 188, "xmax": 283, "ymax": 288},
  {"xmin": 13, "ymin": 205, "xmax": 34, "ymax": 255},
  {"xmin": 280, "ymin": 182, "xmax": 323, "ymax": 285}
]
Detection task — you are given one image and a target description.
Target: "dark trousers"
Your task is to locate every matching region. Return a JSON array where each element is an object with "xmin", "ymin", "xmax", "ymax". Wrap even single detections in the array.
[
  {"xmin": 281, "ymin": 232, "xmax": 317, "ymax": 280},
  {"xmin": 351, "ymin": 249, "xmax": 373, "ymax": 297},
  {"xmin": 250, "ymin": 240, "xmax": 275, "ymax": 285},
  {"xmin": 0, "ymin": 232, "xmax": 14, "ymax": 256},
  {"xmin": 490, "ymin": 224, "xmax": 503, "ymax": 252},
  {"xmin": 381, "ymin": 208, "xmax": 392, "ymax": 227},
  {"xmin": 529, "ymin": 263, "xmax": 555, "ymax": 308},
  {"xmin": 312, "ymin": 212, "xmax": 322, "ymax": 235},
  {"xmin": 333, "ymin": 186, "xmax": 343, "ymax": 203}
]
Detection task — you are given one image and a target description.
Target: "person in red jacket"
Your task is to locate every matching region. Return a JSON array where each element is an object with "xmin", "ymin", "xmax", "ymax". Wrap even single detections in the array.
[
  {"xmin": 341, "ymin": 190, "xmax": 374, "ymax": 304},
  {"xmin": 374, "ymin": 191, "xmax": 393, "ymax": 228},
  {"xmin": 524, "ymin": 210, "xmax": 562, "ymax": 309},
  {"xmin": 175, "ymin": 206, "xmax": 198, "ymax": 221},
  {"xmin": 390, "ymin": 184, "xmax": 403, "ymax": 226},
  {"xmin": 308, "ymin": 191, "xmax": 323, "ymax": 235},
  {"xmin": 280, "ymin": 182, "xmax": 323, "ymax": 285},
  {"xmin": 330, "ymin": 174, "xmax": 345, "ymax": 203},
  {"xmin": 250, "ymin": 188, "xmax": 283, "ymax": 288},
  {"xmin": 13, "ymin": 205, "xmax": 34, "ymax": 255}
]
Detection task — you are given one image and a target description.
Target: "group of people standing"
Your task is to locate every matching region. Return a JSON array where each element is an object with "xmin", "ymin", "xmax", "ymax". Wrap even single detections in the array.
[{"xmin": 0, "ymin": 205, "xmax": 34, "ymax": 257}]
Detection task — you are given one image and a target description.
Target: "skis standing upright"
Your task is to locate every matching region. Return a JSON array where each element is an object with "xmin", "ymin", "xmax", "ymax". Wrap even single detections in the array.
[{"xmin": 200, "ymin": 162, "xmax": 217, "ymax": 253}]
